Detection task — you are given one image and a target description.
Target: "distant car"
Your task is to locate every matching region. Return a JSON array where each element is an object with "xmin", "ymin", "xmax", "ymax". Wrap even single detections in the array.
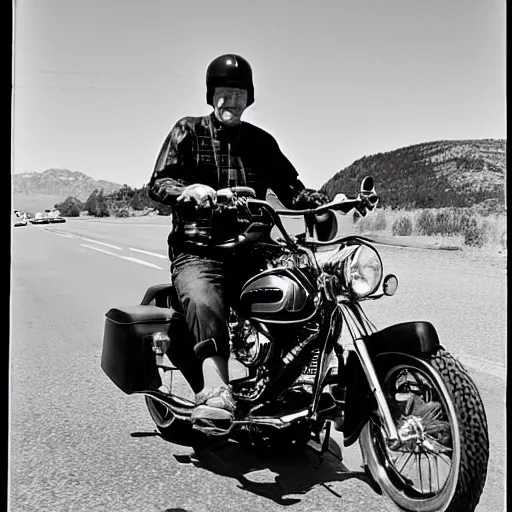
[
  {"xmin": 12, "ymin": 210, "xmax": 28, "ymax": 227},
  {"xmin": 45, "ymin": 209, "xmax": 66, "ymax": 224},
  {"xmin": 13, "ymin": 217, "xmax": 28, "ymax": 227},
  {"xmin": 30, "ymin": 212, "xmax": 49, "ymax": 225},
  {"xmin": 48, "ymin": 217, "xmax": 67, "ymax": 224}
]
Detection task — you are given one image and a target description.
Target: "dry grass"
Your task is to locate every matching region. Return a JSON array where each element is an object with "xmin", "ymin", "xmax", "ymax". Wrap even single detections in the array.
[{"xmin": 356, "ymin": 207, "xmax": 507, "ymax": 251}]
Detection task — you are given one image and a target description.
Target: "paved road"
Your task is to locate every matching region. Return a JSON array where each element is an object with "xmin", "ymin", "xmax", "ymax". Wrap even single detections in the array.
[{"xmin": 10, "ymin": 219, "xmax": 506, "ymax": 512}]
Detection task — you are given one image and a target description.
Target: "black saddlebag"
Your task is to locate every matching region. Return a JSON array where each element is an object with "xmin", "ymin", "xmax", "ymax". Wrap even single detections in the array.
[{"xmin": 101, "ymin": 305, "xmax": 172, "ymax": 394}]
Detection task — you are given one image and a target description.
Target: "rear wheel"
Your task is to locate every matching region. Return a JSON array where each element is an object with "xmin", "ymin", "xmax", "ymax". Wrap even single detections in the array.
[{"xmin": 359, "ymin": 349, "xmax": 489, "ymax": 512}]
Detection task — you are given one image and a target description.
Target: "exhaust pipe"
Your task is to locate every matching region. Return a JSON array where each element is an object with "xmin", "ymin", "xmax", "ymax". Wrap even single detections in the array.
[
  {"xmin": 141, "ymin": 388, "xmax": 311, "ymax": 430},
  {"xmin": 140, "ymin": 390, "xmax": 194, "ymax": 421}
]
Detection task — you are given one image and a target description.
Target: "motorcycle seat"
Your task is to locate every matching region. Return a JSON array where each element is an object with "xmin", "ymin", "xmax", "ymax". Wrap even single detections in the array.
[{"xmin": 106, "ymin": 305, "xmax": 172, "ymax": 325}]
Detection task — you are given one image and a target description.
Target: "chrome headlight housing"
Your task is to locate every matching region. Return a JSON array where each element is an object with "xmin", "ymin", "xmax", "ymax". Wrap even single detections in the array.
[
  {"xmin": 323, "ymin": 243, "xmax": 383, "ymax": 299},
  {"xmin": 344, "ymin": 245, "xmax": 383, "ymax": 298}
]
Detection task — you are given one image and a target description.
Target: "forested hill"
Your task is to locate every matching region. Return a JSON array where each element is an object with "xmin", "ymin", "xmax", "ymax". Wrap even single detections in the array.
[{"xmin": 320, "ymin": 139, "xmax": 506, "ymax": 211}]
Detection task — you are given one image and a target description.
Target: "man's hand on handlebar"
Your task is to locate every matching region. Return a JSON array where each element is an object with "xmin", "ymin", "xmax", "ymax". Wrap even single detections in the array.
[{"xmin": 176, "ymin": 184, "xmax": 217, "ymax": 207}]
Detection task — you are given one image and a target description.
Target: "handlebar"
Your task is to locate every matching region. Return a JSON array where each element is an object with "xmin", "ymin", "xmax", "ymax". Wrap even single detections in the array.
[
  {"xmin": 214, "ymin": 198, "xmax": 299, "ymax": 250},
  {"xmin": 275, "ymin": 198, "xmax": 364, "ymax": 217},
  {"xmin": 211, "ymin": 191, "xmax": 378, "ymax": 251}
]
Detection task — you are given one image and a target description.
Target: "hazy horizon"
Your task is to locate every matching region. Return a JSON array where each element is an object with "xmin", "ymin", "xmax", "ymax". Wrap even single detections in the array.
[{"xmin": 12, "ymin": 0, "xmax": 506, "ymax": 189}]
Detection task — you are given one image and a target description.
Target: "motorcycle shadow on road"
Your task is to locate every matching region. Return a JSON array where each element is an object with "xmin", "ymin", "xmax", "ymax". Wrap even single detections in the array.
[{"xmin": 166, "ymin": 434, "xmax": 378, "ymax": 506}]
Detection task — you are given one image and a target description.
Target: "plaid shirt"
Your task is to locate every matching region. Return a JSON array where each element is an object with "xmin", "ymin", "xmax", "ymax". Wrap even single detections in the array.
[{"xmin": 148, "ymin": 113, "xmax": 305, "ymax": 208}]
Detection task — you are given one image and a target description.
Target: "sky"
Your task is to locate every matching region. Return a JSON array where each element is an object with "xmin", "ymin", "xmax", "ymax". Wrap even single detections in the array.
[{"xmin": 12, "ymin": 0, "xmax": 506, "ymax": 189}]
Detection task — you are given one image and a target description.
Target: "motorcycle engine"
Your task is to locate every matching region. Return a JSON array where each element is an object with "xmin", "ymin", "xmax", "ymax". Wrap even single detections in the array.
[
  {"xmin": 231, "ymin": 249, "xmax": 319, "ymax": 369},
  {"xmin": 231, "ymin": 319, "xmax": 273, "ymax": 368}
]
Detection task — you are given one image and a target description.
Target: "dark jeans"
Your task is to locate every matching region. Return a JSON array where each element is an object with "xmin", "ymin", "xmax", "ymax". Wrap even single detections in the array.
[{"xmin": 170, "ymin": 252, "xmax": 246, "ymax": 363}]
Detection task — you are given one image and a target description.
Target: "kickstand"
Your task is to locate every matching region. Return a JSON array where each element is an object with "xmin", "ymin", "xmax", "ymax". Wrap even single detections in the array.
[
  {"xmin": 308, "ymin": 421, "xmax": 332, "ymax": 457},
  {"xmin": 321, "ymin": 421, "xmax": 331, "ymax": 454}
]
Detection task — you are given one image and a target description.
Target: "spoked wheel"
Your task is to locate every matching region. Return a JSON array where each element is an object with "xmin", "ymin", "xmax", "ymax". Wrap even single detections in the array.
[{"xmin": 360, "ymin": 350, "xmax": 489, "ymax": 512}]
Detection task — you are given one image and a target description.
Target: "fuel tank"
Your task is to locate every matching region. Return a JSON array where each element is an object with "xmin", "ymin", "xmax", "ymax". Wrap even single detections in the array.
[{"xmin": 238, "ymin": 267, "xmax": 319, "ymax": 324}]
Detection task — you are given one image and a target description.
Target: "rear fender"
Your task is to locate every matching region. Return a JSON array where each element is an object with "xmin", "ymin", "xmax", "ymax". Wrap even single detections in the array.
[{"xmin": 342, "ymin": 321, "xmax": 441, "ymax": 447}]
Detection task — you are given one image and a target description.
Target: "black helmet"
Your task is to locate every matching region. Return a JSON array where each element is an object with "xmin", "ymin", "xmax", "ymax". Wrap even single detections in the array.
[{"xmin": 206, "ymin": 54, "xmax": 254, "ymax": 107}]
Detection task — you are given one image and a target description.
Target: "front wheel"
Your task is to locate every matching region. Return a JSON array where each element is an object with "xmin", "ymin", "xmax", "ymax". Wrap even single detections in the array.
[{"xmin": 359, "ymin": 349, "xmax": 489, "ymax": 512}]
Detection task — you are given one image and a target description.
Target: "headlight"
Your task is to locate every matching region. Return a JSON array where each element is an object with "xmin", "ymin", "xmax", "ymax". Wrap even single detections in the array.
[
  {"xmin": 343, "ymin": 245, "xmax": 383, "ymax": 298},
  {"xmin": 322, "ymin": 243, "xmax": 383, "ymax": 299}
]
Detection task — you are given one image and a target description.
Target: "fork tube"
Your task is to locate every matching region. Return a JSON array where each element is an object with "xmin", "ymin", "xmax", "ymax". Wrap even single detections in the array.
[
  {"xmin": 351, "ymin": 302, "xmax": 378, "ymax": 335},
  {"xmin": 310, "ymin": 307, "xmax": 342, "ymax": 415},
  {"xmin": 340, "ymin": 303, "xmax": 400, "ymax": 447},
  {"xmin": 353, "ymin": 338, "xmax": 400, "ymax": 446}
]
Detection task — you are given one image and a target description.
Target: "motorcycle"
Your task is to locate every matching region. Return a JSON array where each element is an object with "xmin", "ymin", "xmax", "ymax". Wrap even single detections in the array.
[{"xmin": 101, "ymin": 177, "xmax": 489, "ymax": 512}]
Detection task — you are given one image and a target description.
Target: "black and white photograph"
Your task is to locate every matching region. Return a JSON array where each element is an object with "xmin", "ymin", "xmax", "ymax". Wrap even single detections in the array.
[{"xmin": 10, "ymin": 1, "xmax": 506, "ymax": 511}]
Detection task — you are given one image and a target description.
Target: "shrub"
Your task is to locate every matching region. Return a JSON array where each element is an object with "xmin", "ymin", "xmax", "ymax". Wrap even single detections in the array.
[
  {"xmin": 416, "ymin": 210, "xmax": 436, "ymax": 236},
  {"xmin": 392, "ymin": 216, "xmax": 413, "ymax": 236},
  {"xmin": 458, "ymin": 212, "xmax": 473, "ymax": 234},
  {"xmin": 115, "ymin": 207, "xmax": 131, "ymax": 218},
  {"xmin": 66, "ymin": 204, "xmax": 81, "ymax": 217},
  {"xmin": 85, "ymin": 190, "xmax": 109, "ymax": 217},
  {"xmin": 434, "ymin": 210, "xmax": 459, "ymax": 236},
  {"xmin": 479, "ymin": 220, "xmax": 491, "ymax": 245},
  {"xmin": 373, "ymin": 209, "xmax": 387, "ymax": 231},
  {"xmin": 357, "ymin": 208, "xmax": 388, "ymax": 233},
  {"xmin": 54, "ymin": 196, "xmax": 84, "ymax": 217},
  {"xmin": 462, "ymin": 218, "xmax": 486, "ymax": 247}
]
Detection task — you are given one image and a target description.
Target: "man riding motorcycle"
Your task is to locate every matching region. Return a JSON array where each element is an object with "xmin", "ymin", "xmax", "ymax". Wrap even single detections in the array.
[{"xmin": 148, "ymin": 53, "xmax": 330, "ymax": 435}]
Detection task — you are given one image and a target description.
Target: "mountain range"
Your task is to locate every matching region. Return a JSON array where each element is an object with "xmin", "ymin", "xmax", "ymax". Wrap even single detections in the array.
[
  {"xmin": 12, "ymin": 169, "xmax": 122, "ymax": 213},
  {"xmin": 13, "ymin": 169, "xmax": 121, "ymax": 200}
]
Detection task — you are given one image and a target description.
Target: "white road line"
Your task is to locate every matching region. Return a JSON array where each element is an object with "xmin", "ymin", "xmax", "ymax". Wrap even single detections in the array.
[
  {"xmin": 122, "ymin": 256, "xmax": 164, "ymax": 270},
  {"xmin": 80, "ymin": 237, "xmax": 122, "ymax": 250},
  {"xmin": 128, "ymin": 247, "xmax": 168, "ymax": 259},
  {"xmin": 80, "ymin": 244, "xmax": 163, "ymax": 270},
  {"xmin": 50, "ymin": 231, "xmax": 74, "ymax": 238},
  {"xmin": 80, "ymin": 244, "xmax": 120, "ymax": 257},
  {"xmin": 45, "ymin": 229, "xmax": 124, "ymax": 250}
]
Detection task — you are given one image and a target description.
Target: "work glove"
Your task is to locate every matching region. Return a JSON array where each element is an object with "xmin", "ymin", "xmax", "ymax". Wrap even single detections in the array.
[{"xmin": 176, "ymin": 184, "xmax": 217, "ymax": 217}]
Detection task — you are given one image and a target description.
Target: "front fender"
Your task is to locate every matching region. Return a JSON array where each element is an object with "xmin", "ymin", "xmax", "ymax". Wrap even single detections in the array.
[
  {"xmin": 364, "ymin": 321, "xmax": 440, "ymax": 358},
  {"xmin": 342, "ymin": 321, "xmax": 441, "ymax": 447}
]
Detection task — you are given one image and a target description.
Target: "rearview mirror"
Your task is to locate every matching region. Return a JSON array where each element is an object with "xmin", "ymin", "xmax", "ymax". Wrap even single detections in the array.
[
  {"xmin": 360, "ymin": 176, "xmax": 378, "ymax": 211},
  {"xmin": 360, "ymin": 176, "xmax": 375, "ymax": 196}
]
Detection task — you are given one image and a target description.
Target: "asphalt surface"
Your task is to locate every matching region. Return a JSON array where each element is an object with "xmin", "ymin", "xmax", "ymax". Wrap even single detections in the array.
[{"xmin": 10, "ymin": 218, "xmax": 507, "ymax": 512}]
